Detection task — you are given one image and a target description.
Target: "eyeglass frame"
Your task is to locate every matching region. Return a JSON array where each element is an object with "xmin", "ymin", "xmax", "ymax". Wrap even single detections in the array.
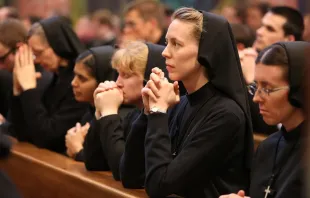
[
  {"xmin": 0, "ymin": 48, "xmax": 16, "ymax": 63},
  {"xmin": 247, "ymin": 83, "xmax": 290, "ymax": 96}
]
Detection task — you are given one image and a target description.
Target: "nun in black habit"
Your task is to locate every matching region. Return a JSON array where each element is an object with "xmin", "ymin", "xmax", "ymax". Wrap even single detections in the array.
[
  {"xmin": 10, "ymin": 16, "xmax": 88, "ymax": 153},
  {"xmin": 128, "ymin": 7, "xmax": 253, "ymax": 197},
  {"xmin": 221, "ymin": 42, "xmax": 308, "ymax": 198},
  {"xmin": 66, "ymin": 45, "xmax": 134, "ymax": 160},
  {"xmin": 252, "ymin": 42, "xmax": 306, "ymax": 198},
  {"xmin": 84, "ymin": 42, "xmax": 167, "ymax": 181}
]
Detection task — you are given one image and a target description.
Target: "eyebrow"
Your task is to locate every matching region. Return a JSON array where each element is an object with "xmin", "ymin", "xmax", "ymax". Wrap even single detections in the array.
[{"xmin": 165, "ymin": 37, "xmax": 184, "ymax": 45}]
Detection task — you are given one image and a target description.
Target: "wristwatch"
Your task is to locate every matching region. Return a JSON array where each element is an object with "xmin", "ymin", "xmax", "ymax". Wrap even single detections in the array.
[{"xmin": 149, "ymin": 106, "xmax": 167, "ymax": 114}]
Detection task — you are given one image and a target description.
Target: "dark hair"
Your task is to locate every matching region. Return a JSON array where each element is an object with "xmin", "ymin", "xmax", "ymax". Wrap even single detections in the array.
[
  {"xmin": 75, "ymin": 51, "xmax": 96, "ymax": 77},
  {"xmin": 256, "ymin": 44, "xmax": 289, "ymax": 79},
  {"xmin": 29, "ymin": 16, "xmax": 42, "ymax": 25},
  {"xmin": 0, "ymin": 18, "xmax": 27, "ymax": 49},
  {"xmin": 249, "ymin": 2, "xmax": 270, "ymax": 16},
  {"xmin": 231, "ymin": 23, "xmax": 255, "ymax": 48},
  {"xmin": 91, "ymin": 9, "xmax": 114, "ymax": 29},
  {"xmin": 269, "ymin": 6, "xmax": 304, "ymax": 41},
  {"xmin": 124, "ymin": 0, "xmax": 165, "ymax": 29}
]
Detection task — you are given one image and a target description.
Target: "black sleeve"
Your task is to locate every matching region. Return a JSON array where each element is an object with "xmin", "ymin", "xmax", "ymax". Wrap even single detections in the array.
[
  {"xmin": 98, "ymin": 114, "xmax": 125, "ymax": 180},
  {"xmin": 9, "ymin": 96, "xmax": 29, "ymax": 141},
  {"xmin": 18, "ymin": 88, "xmax": 86, "ymax": 152},
  {"xmin": 74, "ymin": 149, "xmax": 84, "ymax": 162},
  {"xmin": 0, "ymin": 131, "xmax": 11, "ymax": 159},
  {"xmin": 83, "ymin": 121, "xmax": 110, "ymax": 171},
  {"xmin": 144, "ymin": 111, "xmax": 243, "ymax": 197},
  {"xmin": 120, "ymin": 113, "xmax": 147, "ymax": 189}
]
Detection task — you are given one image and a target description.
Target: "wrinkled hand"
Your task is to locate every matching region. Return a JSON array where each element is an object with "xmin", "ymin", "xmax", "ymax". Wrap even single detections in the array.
[
  {"xmin": 219, "ymin": 190, "xmax": 249, "ymax": 198},
  {"xmin": 93, "ymin": 81, "xmax": 123, "ymax": 117},
  {"xmin": 65, "ymin": 122, "xmax": 90, "ymax": 158},
  {"xmin": 239, "ymin": 48, "xmax": 257, "ymax": 85},
  {"xmin": 142, "ymin": 67, "xmax": 180, "ymax": 112},
  {"xmin": 14, "ymin": 44, "xmax": 37, "ymax": 91}
]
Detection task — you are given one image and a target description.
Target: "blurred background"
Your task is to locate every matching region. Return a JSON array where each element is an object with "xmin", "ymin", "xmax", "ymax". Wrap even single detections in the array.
[{"xmin": 0, "ymin": 0, "xmax": 309, "ymax": 24}]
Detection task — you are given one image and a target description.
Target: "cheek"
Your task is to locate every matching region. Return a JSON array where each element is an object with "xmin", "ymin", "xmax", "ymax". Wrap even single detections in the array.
[{"xmin": 265, "ymin": 94, "xmax": 290, "ymax": 123}]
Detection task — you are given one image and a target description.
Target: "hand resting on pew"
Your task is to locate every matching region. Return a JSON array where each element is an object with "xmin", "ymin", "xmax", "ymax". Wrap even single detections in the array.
[{"xmin": 65, "ymin": 122, "xmax": 89, "ymax": 158}]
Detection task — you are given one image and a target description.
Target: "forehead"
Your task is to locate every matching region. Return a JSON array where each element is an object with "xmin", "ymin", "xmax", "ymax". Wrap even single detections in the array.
[
  {"xmin": 166, "ymin": 19, "xmax": 196, "ymax": 42},
  {"xmin": 74, "ymin": 63, "xmax": 93, "ymax": 76},
  {"xmin": 262, "ymin": 12, "xmax": 287, "ymax": 30},
  {"xmin": 255, "ymin": 63, "xmax": 288, "ymax": 85},
  {"xmin": 28, "ymin": 35, "xmax": 48, "ymax": 50},
  {"xmin": 125, "ymin": 9, "xmax": 143, "ymax": 21}
]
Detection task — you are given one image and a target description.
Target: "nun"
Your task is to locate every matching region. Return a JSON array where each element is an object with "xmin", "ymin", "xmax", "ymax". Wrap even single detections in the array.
[
  {"xmin": 221, "ymin": 41, "xmax": 308, "ymax": 198},
  {"xmin": 65, "ymin": 45, "xmax": 121, "ymax": 160},
  {"xmin": 86, "ymin": 41, "xmax": 167, "ymax": 181},
  {"xmin": 131, "ymin": 7, "xmax": 253, "ymax": 197},
  {"xmin": 10, "ymin": 16, "xmax": 88, "ymax": 153}
]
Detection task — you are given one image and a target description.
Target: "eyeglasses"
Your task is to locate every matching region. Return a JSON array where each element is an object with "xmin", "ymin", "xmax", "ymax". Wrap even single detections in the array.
[
  {"xmin": 247, "ymin": 83, "xmax": 289, "ymax": 97},
  {"xmin": 0, "ymin": 48, "xmax": 15, "ymax": 63}
]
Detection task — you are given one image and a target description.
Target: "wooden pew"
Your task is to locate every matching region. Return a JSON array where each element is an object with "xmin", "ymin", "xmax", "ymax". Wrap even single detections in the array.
[{"xmin": 0, "ymin": 139, "xmax": 147, "ymax": 198}]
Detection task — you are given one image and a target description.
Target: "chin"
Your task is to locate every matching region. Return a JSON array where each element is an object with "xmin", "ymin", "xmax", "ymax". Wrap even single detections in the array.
[
  {"xmin": 168, "ymin": 73, "xmax": 181, "ymax": 82},
  {"xmin": 262, "ymin": 117, "xmax": 279, "ymax": 126}
]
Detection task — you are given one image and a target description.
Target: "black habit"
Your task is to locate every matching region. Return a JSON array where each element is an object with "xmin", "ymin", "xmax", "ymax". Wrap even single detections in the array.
[
  {"xmin": 249, "ymin": 41, "xmax": 308, "ymax": 198},
  {"xmin": 9, "ymin": 16, "xmax": 87, "ymax": 153},
  {"xmin": 70, "ymin": 45, "xmax": 120, "ymax": 161},
  {"xmin": 139, "ymin": 11, "xmax": 253, "ymax": 198},
  {"xmin": 84, "ymin": 43, "xmax": 167, "ymax": 181}
]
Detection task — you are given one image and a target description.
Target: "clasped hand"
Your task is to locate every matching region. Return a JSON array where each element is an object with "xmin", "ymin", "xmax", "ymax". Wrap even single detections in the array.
[
  {"xmin": 142, "ymin": 67, "xmax": 180, "ymax": 113},
  {"xmin": 13, "ymin": 44, "xmax": 41, "ymax": 96},
  {"xmin": 93, "ymin": 81, "xmax": 124, "ymax": 118}
]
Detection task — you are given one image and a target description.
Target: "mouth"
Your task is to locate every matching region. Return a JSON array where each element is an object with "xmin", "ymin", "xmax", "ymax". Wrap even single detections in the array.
[
  {"xmin": 73, "ymin": 90, "xmax": 81, "ymax": 96},
  {"xmin": 166, "ymin": 64, "xmax": 174, "ymax": 71},
  {"xmin": 259, "ymin": 108, "xmax": 268, "ymax": 115}
]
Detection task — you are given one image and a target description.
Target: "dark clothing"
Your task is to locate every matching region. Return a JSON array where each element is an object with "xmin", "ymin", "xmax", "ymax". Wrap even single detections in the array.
[
  {"xmin": 0, "ymin": 65, "xmax": 52, "ymax": 118},
  {"xmin": 250, "ymin": 123, "xmax": 304, "ymax": 198},
  {"xmin": 0, "ymin": 130, "xmax": 22, "ymax": 198},
  {"xmin": 0, "ymin": 70, "xmax": 12, "ymax": 117},
  {"xmin": 144, "ymin": 83, "xmax": 251, "ymax": 198},
  {"xmin": 156, "ymin": 29, "xmax": 167, "ymax": 46},
  {"xmin": 83, "ymin": 107, "xmax": 139, "ymax": 179},
  {"xmin": 120, "ymin": 112, "xmax": 148, "ymax": 188},
  {"xmin": 10, "ymin": 65, "xmax": 87, "ymax": 153},
  {"xmin": 39, "ymin": 16, "xmax": 85, "ymax": 60}
]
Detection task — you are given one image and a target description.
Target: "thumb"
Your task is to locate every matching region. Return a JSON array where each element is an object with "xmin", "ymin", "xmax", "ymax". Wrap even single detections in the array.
[{"xmin": 237, "ymin": 190, "xmax": 245, "ymax": 197}]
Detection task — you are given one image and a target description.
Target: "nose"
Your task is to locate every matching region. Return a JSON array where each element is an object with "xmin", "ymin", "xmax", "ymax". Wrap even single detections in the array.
[
  {"xmin": 116, "ymin": 76, "xmax": 123, "ymax": 87},
  {"xmin": 253, "ymin": 89, "xmax": 263, "ymax": 104},
  {"xmin": 256, "ymin": 26, "xmax": 263, "ymax": 37},
  {"xmin": 162, "ymin": 45, "xmax": 171, "ymax": 59},
  {"xmin": 71, "ymin": 76, "xmax": 78, "ymax": 87}
]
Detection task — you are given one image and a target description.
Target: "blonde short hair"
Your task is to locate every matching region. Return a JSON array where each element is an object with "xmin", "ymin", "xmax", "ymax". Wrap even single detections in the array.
[
  {"xmin": 111, "ymin": 41, "xmax": 148, "ymax": 77},
  {"xmin": 172, "ymin": 7, "xmax": 203, "ymax": 43}
]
